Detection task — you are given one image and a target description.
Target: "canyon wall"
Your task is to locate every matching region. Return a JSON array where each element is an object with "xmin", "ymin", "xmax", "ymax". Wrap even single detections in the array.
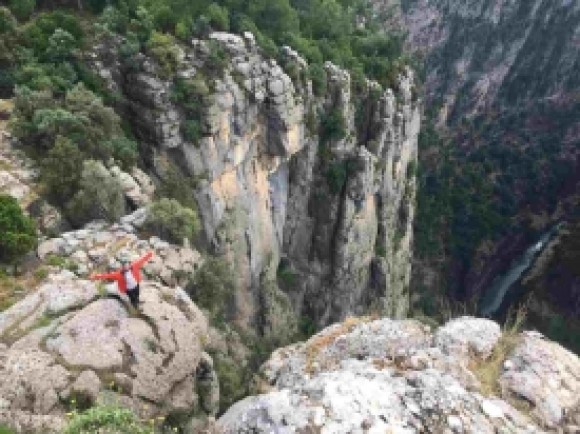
[{"xmin": 91, "ymin": 31, "xmax": 420, "ymax": 333}]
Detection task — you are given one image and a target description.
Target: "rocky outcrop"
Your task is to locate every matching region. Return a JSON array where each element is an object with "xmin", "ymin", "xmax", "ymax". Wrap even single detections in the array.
[
  {"xmin": 91, "ymin": 31, "xmax": 420, "ymax": 332},
  {"xmin": 219, "ymin": 316, "xmax": 580, "ymax": 433},
  {"xmin": 0, "ymin": 271, "xmax": 217, "ymax": 433},
  {"xmin": 36, "ymin": 207, "xmax": 203, "ymax": 288}
]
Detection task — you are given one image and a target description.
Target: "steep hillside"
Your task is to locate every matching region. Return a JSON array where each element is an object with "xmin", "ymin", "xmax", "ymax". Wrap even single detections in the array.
[{"xmin": 400, "ymin": 0, "xmax": 580, "ymax": 332}]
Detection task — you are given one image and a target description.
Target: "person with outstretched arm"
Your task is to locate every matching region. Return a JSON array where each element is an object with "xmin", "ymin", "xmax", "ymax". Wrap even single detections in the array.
[{"xmin": 89, "ymin": 251, "xmax": 154, "ymax": 309}]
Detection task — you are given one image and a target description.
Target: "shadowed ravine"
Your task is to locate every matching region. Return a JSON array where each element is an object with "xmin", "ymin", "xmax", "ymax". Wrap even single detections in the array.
[{"xmin": 478, "ymin": 224, "xmax": 563, "ymax": 317}]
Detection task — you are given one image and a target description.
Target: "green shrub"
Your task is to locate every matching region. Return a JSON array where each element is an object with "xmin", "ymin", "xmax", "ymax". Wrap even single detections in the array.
[
  {"xmin": 41, "ymin": 136, "xmax": 83, "ymax": 202},
  {"xmin": 319, "ymin": 107, "xmax": 346, "ymax": 145},
  {"xmin": 45, "ymin": 28, "xmax": 77, "ymax": 62},
  {"xmin": 0, "ymin": 7, "xmax": 16, "ymax": 34},
  {"xmin": 63, "ymin": 405, "xmax": 150, "ymax": 434},
  {"xmin": 106, "ymin": 136, "xmax": 138, "ymax": 169},
  {"xmin": 308, "ymin": 63, "xmax": 327, "ymax": 97},
  {"xmin": 187, "ymin": 257, "xmax": 234, "ymax": 319},
  {"xmin": 174, "ymin": 18, "xmax": 193, "ymax": 41},
  {"xmin": 212, "ymin": 354, "xmax": 247, "ymax": 413},
  {"xmin": 9, "ymin": 0, "xmax": 35, "ymax": 21},
  {"xmin": 205, "ymin": 40, "xmax": 228, "ymax": 76},
  {"xmin": 276, "ymin": 263, "xmax": 298, "ymax": 291},
  {"xmin": 0, "ymin": 195, "xmax": 37, "ymax": 266},
  {"xmin": 66, "ymin": 160, "xmax": 126, "ymax": 225},
  {"xmin": 206, "ymin": 3, "xmax": 229, "ymax": 31},
  {"xmin": 325, "ymin": 160, "xmax": 348, "ymax": 194},
  {"xmin": 144, "ymin": 198, "xmax": 200, "ymax": 244},
  {"xmin": 183, "ymin": 119, "xmax": 203, "ymax": 143},
  {"xmin": 22, "ymin": 11, "xmax": 83, "ymax": 55},
  {"xmin": 155, "ymin": 159, "xmax": 199, "ymax": 208},
  {"xmin": 146, "ymin": 31, "xmax": 180, "ymax": 77}
]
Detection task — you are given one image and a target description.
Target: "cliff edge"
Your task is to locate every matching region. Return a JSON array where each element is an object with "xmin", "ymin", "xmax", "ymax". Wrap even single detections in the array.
[{"xmin": 219, "ymin": 316, "xmax": 580, "ymax": 433}]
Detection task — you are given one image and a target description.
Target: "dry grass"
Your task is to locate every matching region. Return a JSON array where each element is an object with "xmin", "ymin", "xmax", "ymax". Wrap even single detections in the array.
[
  {"xmin": 0, "ymin": 268, "xmax": 50, "ymax": 311},
  {"xmin": 471, "ymin": 304, "xmax": 528, "ymax": 397}
]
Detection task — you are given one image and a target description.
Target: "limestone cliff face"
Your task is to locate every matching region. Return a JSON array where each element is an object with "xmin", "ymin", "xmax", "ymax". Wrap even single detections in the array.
[{"xmin": 92, "ymin": 32, "xmax": 420, "ymax": 332}]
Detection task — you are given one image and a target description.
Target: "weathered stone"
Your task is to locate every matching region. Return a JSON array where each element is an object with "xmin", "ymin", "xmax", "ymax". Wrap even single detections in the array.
[
  {"xmin": 70, "ymin": 370, "xmax": 101, "ymax": 403},
  {"xmin": 0, "ymin": 276, "xmax": 213, "ymax": 431},
  {"xmin": 37, "ymin": 238, "xmax": 65, "ymax": 259},
  {"xmin": 499, "ymin": 331, "xmax": 580, "ymax": 428},
  {"xmin": 435, "ymin": 316, "xmax": 501, "ymax": 359},
  {"xmin": 219, "ymin": 316, "xmax": 578, "ymax": 433}
]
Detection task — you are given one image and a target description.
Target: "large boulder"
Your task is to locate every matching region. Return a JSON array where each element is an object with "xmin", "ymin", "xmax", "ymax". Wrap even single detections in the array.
[
  {"xmin": 218, "ymin": 316, "xmax": 580, "ymax": 433},
  {"xmin": 0, "ymin": 271, "xmax": 218, "ymax": 433}
]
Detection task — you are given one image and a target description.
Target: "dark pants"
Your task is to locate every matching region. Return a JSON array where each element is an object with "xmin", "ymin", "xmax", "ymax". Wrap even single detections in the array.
[{"xmin": 127, "ymin": 285, "xmax": 140, "ymax": 308}]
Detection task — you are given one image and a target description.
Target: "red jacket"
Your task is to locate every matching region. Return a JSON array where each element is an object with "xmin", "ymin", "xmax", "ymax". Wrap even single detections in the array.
[{"xmin": 90, "ymin": 251, "xmax": 153, "ymax": 293}]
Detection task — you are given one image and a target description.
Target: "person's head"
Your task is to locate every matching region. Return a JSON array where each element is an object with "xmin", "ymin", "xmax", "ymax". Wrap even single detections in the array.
[{"xmin": 120, "ymin": 259, "xmax": 130, "ymax": 271}]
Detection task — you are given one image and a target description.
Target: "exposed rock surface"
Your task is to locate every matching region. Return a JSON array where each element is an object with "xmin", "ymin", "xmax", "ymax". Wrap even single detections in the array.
[
  {"xmin": 0, "ymin": 113, "xmax": 37, "ymax": 206},
  {"xmin": 219, "ymin": 316, "xmax": 580, "ymax": 433},
  {"xmin": 0, "ymin": 271, "xmax": 217, "ymax": 433},
  {"xmin": 36, "ymin": 207, "xmax": 203, "ymax": 287},
  {"xmin": 91, "ymin": 31, "xmax": 420, "ymax": 333}
]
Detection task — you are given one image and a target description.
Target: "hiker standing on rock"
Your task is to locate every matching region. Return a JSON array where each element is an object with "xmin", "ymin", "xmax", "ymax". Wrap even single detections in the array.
[{"xmin": 89, "ymin": 251, "xmax": 154, "ymax": 309}]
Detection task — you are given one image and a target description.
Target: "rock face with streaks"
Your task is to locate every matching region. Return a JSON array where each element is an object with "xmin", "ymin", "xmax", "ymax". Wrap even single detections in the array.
[
  {"xmin": 0, "ymin": 272, "xmax": 217, "ymax": 433},
  {"xmin": 91, "ymin": 31, "xmax": 420, "ymax": 334},
  {"xmin": 219, "ymin": 316, "xmax": 580, "ymax": 433}
]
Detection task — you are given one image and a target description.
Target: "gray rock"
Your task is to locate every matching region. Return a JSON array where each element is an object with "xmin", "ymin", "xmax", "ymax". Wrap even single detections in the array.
[
  {"xmin": 37, "ymin": 238, "xmax": 65, "ymax": 260},
  {"xmin": 435, "ymin": 316, "xmax": 501, "ymax": 359},
  {"xmin": 219, "ymin": 316, "xmax": 578, "ymax": 433},
  {"xmin": 499, "ymin": 331, "xmax": 580, "ymax": 428},
  {"xmin": 70, "ymin": 370, "xmax": 101, "ymax": 403},
  {"xmin": 0, "ymin": 276, "xmax": 213, "ymax": 431},
  {"xmin": 268, "ymin": 79, "xmax": 285, "ymax": 96}
]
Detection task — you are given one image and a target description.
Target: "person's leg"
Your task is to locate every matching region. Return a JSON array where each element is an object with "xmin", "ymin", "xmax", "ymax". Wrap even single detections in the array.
[
  {"xmin": 127, "ymin": 287, "xmax": 139, "ymax": 308},
  {"xmin": 134, "ymin": 284, "xmax": 140, "ymax": 306}
]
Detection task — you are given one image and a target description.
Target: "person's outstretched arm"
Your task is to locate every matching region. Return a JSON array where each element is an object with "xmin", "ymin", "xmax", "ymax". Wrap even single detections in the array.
[
  {"xmin": 89, "ymin": 271, "xmax": 118, "ymax": 281},
  {"xmin": 133, "ymin": 251, "xmax": 154, "ymax": 269}
]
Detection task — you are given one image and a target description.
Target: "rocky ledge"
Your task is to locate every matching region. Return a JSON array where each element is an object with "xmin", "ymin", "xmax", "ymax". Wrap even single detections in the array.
[
  {"xmin": 36, "ymin": 207, "xmax": 203, "ymax": 288},
  {"xmin": 0, "ymin": 272, "xmax": 218, "ymax": 433},
  {"xmin": 219, "ymin": 316, "xmax": 580, "ymax": 433}
]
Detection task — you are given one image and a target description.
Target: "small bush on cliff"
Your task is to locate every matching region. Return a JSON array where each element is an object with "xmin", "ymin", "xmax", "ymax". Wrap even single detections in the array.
[
  {"xmin": 308, "ymin": 63, "xmax": 327, "ymax": 97},
  {"xmin": 66, "ymin": 160, "xmax": 126, "ymax": 226},
  {"xmin": 319, "ymin": 107, "xmax": 346, "ymax": 146},
  {"xmin": 206, "ymin": 3, "xmax": 229, "ymax": 32},
  {"xmin": 63, "ymin": 405, "xmax": 151, "ymax": 434},
  {"xmin": 187, "ymin": 256, "xmax": 234, "ymax": 321},
  {"xmin": 0, "ymin": 7, "xmax": 16, "ymax": 34},
  {"xmin": 0, "ymin": 195, "xmax": 37, "ymax": 268},
  {"xmin": 8, "ymin": 0, "xmax": 35, "ymax": 21},
  {"xmin": 144, "ymin": 198, "xmax": 200, "ymax": 244},
  {"xmin": 146, "ymin": 31, "xmax": 180, "ymax": 78}
]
